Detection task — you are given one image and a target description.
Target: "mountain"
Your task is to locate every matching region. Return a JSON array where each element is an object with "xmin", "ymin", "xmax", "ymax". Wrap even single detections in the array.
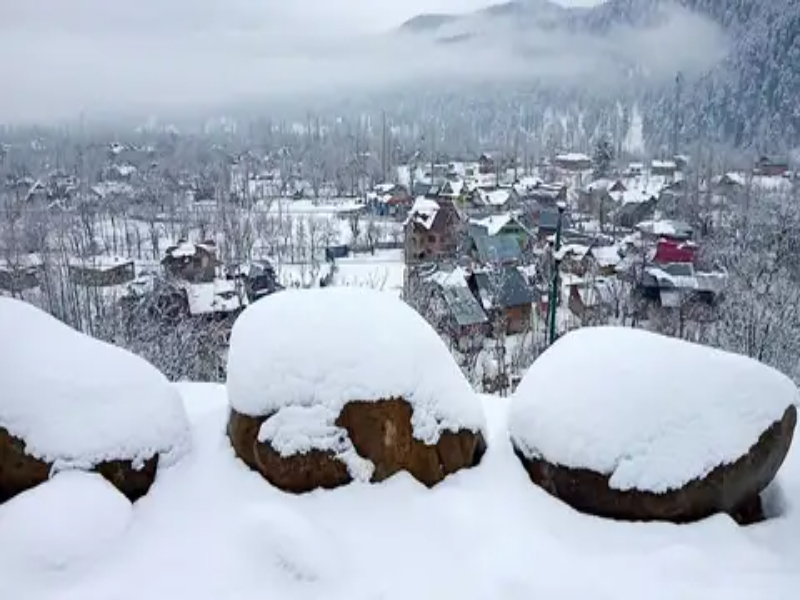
[{"xmin": 398, "ymin": 0, "xmax": 800, "ymax": 151}]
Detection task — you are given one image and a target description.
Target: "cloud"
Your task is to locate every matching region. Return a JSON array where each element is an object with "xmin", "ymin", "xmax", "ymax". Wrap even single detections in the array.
[{"xmin": 0, "ymin": 0, "xmax": 727, "ymax": 124}]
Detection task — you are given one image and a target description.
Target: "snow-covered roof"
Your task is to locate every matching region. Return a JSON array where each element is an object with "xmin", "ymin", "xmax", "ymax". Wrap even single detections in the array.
[
  {"xmin": 509, "ymin": 326, "xmax": 799, "ymax": 493},
  {"xmin": 165, "ymin": 241, "xmax": 216, "ymax": 260},
  {"xmin": 555, "ymin": 153, "xmax": 591, "ymax": 163},
  {"xmin": 480, "ymin": 189, "xmax": 512, "ymax": 207},
  {"xmin": 113, "ymin": 164, "xmax": 137, "ymax": 177},
  {"xmin": 184, "ymin": 279, "xmax": 246, "ymax": 316},
  {"xmin": 406, "ymin": 197, "xmax": 440, "ymax": 230},
  {"xmin": 637, "ymin": 219, "xmax": 692, "ymax": 238},
  {"xmin": 590, "ymin": 245, "xmax": 623, "ymax": 267},
  {"xmin": 429, "ymin": 266, "xmax": 470, "ymax": 289},
  {"xmin": 471, "ymin": 213, "xmax": 515, "ymax": 236},
  {"xmin": 66, "ymin": 255, "xmax": 133, "ymax": 271},
  {"xmin": 0, "ymin": 297, "xmax": 190, "ymax": 467},
  {"xmin": 554, "ymin": 243, "xmax": 590, "ymax": 261},
  {"xmin": 226, "ymin": 288, "xmax": 486, "ymax": 478},
  {"xmin": 651, "ymin": 160, "xmax": 677, "ymax": 170},
  {"xmin": 91, "ymin": 181, "xmax": 134, "ymax": 198}
]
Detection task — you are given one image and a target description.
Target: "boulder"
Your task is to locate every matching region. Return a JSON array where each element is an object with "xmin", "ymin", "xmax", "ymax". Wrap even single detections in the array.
[
  {"xmin": 225, "ymin": 288, "xmax": 487, "ymax": 493},
  {"xmin": 514, "ymin": 405, "xmax": 796, "ymax": 524},
  {"xmin": 227, "ymin": 398, "xmax": 486, "ymax": 494},
  {"xmin": 509, "ymin": 326, "xmax": 800, "ymax": 524},
  {"xmin": 0, "ymin": 298, "xmax": 190, "ymax": 505},
  {"xmin": 1, "ymin": 427, "xmax": 160, "ymax": 504}
]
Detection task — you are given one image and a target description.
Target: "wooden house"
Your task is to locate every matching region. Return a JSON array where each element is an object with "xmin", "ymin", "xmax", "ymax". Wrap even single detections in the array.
[
  {"xmin": 68, "ymin": 256, "xmax": 135, "ymax": 287},
  {"xmin": 404, "ymin": 197, "xmax": 462, "ymax": 265}
]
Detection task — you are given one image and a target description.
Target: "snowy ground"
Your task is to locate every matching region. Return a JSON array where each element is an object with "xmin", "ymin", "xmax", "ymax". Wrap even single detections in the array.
[{"xmin": 2, "ymin": 383, "xmax": 799, "ymax": 600}]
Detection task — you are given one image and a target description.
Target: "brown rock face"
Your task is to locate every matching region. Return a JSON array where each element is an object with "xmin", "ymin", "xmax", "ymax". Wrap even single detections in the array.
[
  {"xmin": 227, "ymin": 397, "xmax": 486, "ymax": 493},
  {"xmin": 514, "ymin": 404, "xmax": 797, "ymax": 525},
  {"xmin": 253, "ymin": 440, "xmax": 352, "ymax": 494},
  {"xmin": 337, "ymin": 398, "xmax": 486, "ymax": 487},
  {"xmin": 0, "ymin": 426, "xmax": 158, "ymax": 504}
]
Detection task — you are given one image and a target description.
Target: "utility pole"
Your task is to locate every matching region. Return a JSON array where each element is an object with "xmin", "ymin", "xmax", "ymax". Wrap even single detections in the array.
[
  {"xmin": 547, "ymin": 202, "xmax": 566, "ymax": 346},
  {"xmin": 429, "ymin": 121, "xmax": 435, "ymax": 186},
  {"xmin": 672, "ymin": 71, "xmax": 683, "ymax": 158},
  {"xmin": 381, "ymin": 110, "xmax": 388, "ymax": 183}
]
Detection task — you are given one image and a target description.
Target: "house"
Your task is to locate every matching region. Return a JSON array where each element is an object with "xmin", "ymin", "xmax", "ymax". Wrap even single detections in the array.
[
  {"xmin": 624, "ymin": 162, "xmax": 645, "ymax": 177},
  {"xmin": 637, "ymin": 219, "xmax": 693, "ymax": 243},
  {"xmin": 587, "ymin": 245, "xmax": 623, "ymax": 276},
  {"xmin": 554, "ymin": 153, "xmax": 592, "ymax": 172},
  {"xmin": 714, "ymin": 172, "xmax": 747, "ymax": 195},
  {"xmin": 614, "ymin": 197, "xmax": 657, "ymax": 229},
  {"xmin": 640, "ymin": 262, "xmax": 726, "ymax": 309},
  {"xmin": 470, "ymin": 213, "xmax": 531, "ymax": 250},
  {"xmin": 652, "ymin": 239, "xmax": 697, "ymax": 265},
  {"xmin": 470, "ymin": 266, "xmax": 535, "ymax": 335},
  {"xmin": 227, "ymin": 260, "xmax": 283, "ymax": 301},
  {"xmin": 404, "ymin": 197, "xmax": 461, "ymax": 265},
  {"xmin": 531, "ymin": 205, "xmax": 570, "ymax": 241},
  {"xmin": 0, "ymin": 254, "xmax": 42, "ymax": 293},
  {"xmin": 478, "ymin": 188, "xmax": 519, "ymax": 213},
  {"xmin": 469, "ymin": 230, "xmax": 522, "ymax": 266},
  {"xmin": 520, "ymin": 182, "xmax": 567, "ymax": 207},
  {"xmin": 478, "ymin": 153, "xmax": 495, "ymax": 174},
  {"xmin": 162, "ymin": 241, "xmax": 218, "ymax": 283},
  {"xmin": 439, "ymin": 285, "xmax": 489, "ymax": 351},
  {"xmin": 579, "ymin": 178, "xmax": 626, "ymax": 218},
  {"xmin": 555, "ymin": 243, "xmax": 592, "ymax": 276},
  {"xmin": 651, "ymin": 160, "xmax": 678, "ymax": 177},
  {"xmin": 367, "ymin": 183, "xmax": 412, "ymax": 218},
  {"xmin": 754, "ymin": 156, "xmax": 789, "ymax": 177},
  {"xmin": 68, "ymin": 256, "xmax": 136, "ymax": 287},
  {"xmin": 438, "ymin": 179, "xmax": 466, "ymax": 200}
]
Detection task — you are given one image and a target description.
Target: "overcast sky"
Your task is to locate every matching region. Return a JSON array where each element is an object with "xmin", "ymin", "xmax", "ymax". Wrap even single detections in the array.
[{"xmin": 0, "ymin": 0, "xmax": 725, "ymax": 125}]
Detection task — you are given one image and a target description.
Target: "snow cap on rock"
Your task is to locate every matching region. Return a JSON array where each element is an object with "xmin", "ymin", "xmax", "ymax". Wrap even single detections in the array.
[
  {"xmin": 0, "ymin": 298, "xmax": 190, "ymax": 467},
  {"xmin": 509, "ymin": 326, "xmax": 800, "ymax": 493},
  {"xmin": 226, "ymin": 287, "xmax": 486, "ymax": 443}
]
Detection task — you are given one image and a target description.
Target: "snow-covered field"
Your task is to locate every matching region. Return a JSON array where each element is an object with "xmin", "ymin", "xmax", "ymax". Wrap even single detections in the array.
[{"xmin": 3, "ymin": 381, "xmax": 800, "ymax": 600}]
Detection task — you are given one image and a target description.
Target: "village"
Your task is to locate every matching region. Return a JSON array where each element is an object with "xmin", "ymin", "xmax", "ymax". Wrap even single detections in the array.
[{"xmin": 0, "ymin": 136, "xmax": 797, "ymax": 391}]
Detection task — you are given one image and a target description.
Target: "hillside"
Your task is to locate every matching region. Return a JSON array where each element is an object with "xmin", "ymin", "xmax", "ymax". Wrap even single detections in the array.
[{"xmin": 398, "ymin": 0, "xmax": 800, "ymax": 151}]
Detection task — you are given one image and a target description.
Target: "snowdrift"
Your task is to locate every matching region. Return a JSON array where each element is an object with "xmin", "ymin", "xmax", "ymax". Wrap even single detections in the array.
[
  {"xmin": 226, "ymin": 287, "xmax": 486, "ymax": 492},
  {"xmin": 0, "ymin": 298, "xmax": 190, "ymax": 502},
  {"xmin": 4, "ymin": 385, "xmax": 800, "ymax": 600},
  {"xmin": 510, "ymin": 326, "xmax": 799, "ymax": 523}
]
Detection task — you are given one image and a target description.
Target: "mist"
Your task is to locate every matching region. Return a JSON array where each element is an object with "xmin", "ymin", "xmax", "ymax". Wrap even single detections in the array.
[{"xmin": 0, "ymin": 0, "xmax": 727, "ymax": 124}]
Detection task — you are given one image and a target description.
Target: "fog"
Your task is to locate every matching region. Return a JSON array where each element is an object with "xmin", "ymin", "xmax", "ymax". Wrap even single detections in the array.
[{"xmin": 0, "ymin": 0, "xmax": 727, "ymax": 124}]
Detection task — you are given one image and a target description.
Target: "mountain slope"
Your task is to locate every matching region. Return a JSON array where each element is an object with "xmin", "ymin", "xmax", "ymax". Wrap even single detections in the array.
[{"xmin": 398, "ymin": 0, "xmax": 800, "ymax": 150}]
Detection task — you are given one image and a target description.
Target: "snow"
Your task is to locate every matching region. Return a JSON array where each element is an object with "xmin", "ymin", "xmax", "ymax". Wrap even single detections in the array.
[
  {"xmin": 226, "ymin": 288, "xmax": 486, "ymax": 473},
  {"xmin": 509, "ymin": 326, "xmax": 799, "ymax": 493},
  {"xmin": 481, "ymin": 189, "xmax": 512, "ymax": 207},
  {"xmin": 472, "ymin": 213, "xmax": 513, "ymax": 236},
  {"xmin": 168, "ymin": 241, "xmax": 198, "ymax": 258},
  {"xmin": 555, "ymin": 152, "xmax": 591, "ymax": 163},
  {"xmin": 184, "ymin": 279, "xmax": 247, "ymax": 316},
  {"xmin": 66, "ymin": 254, "xmax": 132, "ymax": 270},
  {"xmin": 5, "ymin": 384, "xmax": 800, "ymax": 599},
  {"xmin": 591, "ymin": 244, "xmax": 622, "ymax": 267},
  {"xmin": 0, "ymin": 471, "xmax": 132, "ymax": 571},
  {"xmin": 0, "ymin": 298, "xmax": 190, "ymax": 467}
]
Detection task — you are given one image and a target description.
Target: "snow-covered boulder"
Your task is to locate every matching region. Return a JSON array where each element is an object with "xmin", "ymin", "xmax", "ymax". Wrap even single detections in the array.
[
  {"xmin": 0, "ymin": 298, "xmax": 191, "ymax": 503},
  {"xmin": 509, "ymin": 327, "xmax": 798, "ymax": 524},
  {"xmin": 226, "ymin": 288, "xmax": 486, "ymax": 493}
]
